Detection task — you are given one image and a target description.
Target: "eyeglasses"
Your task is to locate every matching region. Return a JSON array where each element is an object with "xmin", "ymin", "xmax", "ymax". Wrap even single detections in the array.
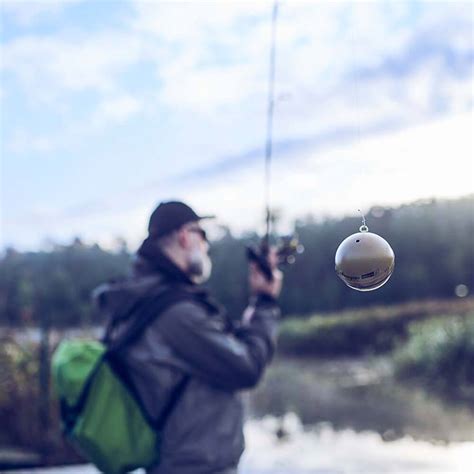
[{"xmin": 187, "ymin": 227, "xmax": 208, "ymax": 242}]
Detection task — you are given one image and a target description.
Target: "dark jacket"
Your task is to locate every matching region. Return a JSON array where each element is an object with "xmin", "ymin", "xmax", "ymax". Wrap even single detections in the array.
[{"xmin": 95, "ymin": 241, "xmax": 280, "ymax": 474}]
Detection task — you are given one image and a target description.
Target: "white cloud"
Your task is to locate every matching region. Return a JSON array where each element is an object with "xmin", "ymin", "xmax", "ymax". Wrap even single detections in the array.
[
  {"xmin": 2, "ymin": 31, "xmax": 145, "ymax": 99},
  {"xmin": 131, "ymin": 1, "xmax": 271, "ymax": 43},
  {"xmin": 1, "ymin": 0, "xmax": 71, "ymax": 27},
  {"xmin": 184, "ymin": 112, "xmax": 474, "ymax": 235},
  {"xmin": 132, "ymin": 0, "xmax": 473, "ymax": 127},
  {"xmin": 6, "ymin": 129, "xmax": 56, "ymax": 154},
  {"xmin": 5, "ymin": 94, "xmax": 144, "ymax": 155},
  {"xmin": 131, "ymin": 2, "xmax": 273, "ymax": 112},
  {"xmin": 93, "ymin": 94, "xmax": 143, "ymax": 126},
  {"xmin": 160, "ymin": 63, "xmax": 263, "ymax": 110},
  {"xmin": 3, "ymin": 1, "xmax": 471, "ymax": 123},
  {"xmin": 3, "ymin": 112, "xmax": 472, "ymax": 250}
]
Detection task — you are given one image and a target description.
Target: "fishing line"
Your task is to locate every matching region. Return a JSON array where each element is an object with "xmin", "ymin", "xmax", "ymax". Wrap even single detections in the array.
[{"xmin": 334, "ymin": 27, "xmax": 395, "ymax": 293}]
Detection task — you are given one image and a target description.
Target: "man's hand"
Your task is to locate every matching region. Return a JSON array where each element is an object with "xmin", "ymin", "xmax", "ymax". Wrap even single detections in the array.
[{"xmin": 248, "ymin": 247, "xmax": 283, "ymax": 299}]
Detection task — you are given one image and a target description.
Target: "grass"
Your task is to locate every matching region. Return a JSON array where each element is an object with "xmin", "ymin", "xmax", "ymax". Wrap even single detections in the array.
[
  {"xmin": 278, "ymin": 297, "xmax": 474, "ymax": 357},
  {"xmin": 0, "ymin": 336, "xmax": 84, "ymax": 467},
  {"xmin": 393, "ymin": 314, "xmax": 474, "ymax": 400}
]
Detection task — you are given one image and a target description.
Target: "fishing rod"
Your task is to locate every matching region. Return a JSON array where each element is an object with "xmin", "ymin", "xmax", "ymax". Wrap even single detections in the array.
[{"xmin": 246, "ymin": 1, "xmax": 303, "ymax": 281}]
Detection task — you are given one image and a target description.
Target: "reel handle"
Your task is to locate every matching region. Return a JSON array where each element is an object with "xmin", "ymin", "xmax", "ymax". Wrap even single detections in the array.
[{"xmin": 246, "ymin": 234, "xmax": 304, "ymax": 283}]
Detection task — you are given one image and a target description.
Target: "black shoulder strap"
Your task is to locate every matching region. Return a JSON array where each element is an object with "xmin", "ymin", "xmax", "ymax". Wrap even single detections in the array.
[
  {"xmin": 106, "ymin": 287, "xmax": 188, "ymax": 353},
  {"xmin": 105, "ymin": 287, "xmax": 193, "ymax": 431}
]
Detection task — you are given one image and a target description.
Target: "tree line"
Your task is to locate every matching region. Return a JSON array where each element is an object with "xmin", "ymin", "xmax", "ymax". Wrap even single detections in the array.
[{"xmin": 1, "ymin": 195, "xmax": 472, "ymax": 327}]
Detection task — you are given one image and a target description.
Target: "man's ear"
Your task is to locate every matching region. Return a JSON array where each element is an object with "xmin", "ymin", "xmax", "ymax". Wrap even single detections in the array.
[{"xmin": 177, "ymin": 228, "xmax": 189, "ymax": 249}]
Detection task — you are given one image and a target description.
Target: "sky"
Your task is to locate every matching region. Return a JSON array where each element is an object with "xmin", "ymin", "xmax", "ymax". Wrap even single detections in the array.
[{"xmin": 1, "ymin": 0, "xmax": 473, "ymax": 251}]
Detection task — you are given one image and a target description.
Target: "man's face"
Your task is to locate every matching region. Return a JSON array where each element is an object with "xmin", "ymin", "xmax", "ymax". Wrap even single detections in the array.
[{"xmin": 182, "ymin": 223, "xmax": 212, "ymax": 283}]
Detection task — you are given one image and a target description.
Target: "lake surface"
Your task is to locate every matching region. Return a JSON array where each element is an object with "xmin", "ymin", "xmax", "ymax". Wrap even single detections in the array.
[
  {"xmin": 249, "ymin": 356, "xmax": 474, "ymax": 443},
  {"xmin": 7, "ymin": 421, "xmax": 474, "ymax": 474},
  {"xmin": 241, "ymin": 356, "xmax": 474, "ymax": 473}
]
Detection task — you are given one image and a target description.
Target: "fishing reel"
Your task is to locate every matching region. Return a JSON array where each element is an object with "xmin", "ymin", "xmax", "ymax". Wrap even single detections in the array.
[{"xmin": 246, "ymin": 234, "xmax": 304, "ymax": 282}]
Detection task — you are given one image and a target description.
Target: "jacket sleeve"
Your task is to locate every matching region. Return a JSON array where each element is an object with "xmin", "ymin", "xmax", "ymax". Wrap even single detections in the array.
[{"xmin": 155, "ymin": 294, "xmax": 280, "ymax": 391}]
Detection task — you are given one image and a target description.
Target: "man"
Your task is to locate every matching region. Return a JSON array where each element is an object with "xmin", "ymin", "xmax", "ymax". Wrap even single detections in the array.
[{"xmin": 96, "ymin": 201, "xmax": 282, "ymax": 474}]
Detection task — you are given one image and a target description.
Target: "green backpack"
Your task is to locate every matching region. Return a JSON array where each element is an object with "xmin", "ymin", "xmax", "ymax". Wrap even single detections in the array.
[{"xmin": 52, "ymin": 289, "xmax": 190, "ymax": 474}]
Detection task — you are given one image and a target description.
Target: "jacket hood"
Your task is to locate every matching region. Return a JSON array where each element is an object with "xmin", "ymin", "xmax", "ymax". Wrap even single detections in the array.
[
  {"xmin": 92, "ymin": 239, "xmax": 186, "ymax": 319},
  {"xmin": 92, "ymin": 273, "xmax": 161, "ymax": 323},
  {"xmin": 92, "ymin": 239, "xmax": 217, "ymax": 323}
]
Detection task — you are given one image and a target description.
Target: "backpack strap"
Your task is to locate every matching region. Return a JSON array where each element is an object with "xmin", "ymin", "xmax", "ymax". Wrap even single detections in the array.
[
  {"xmin": 105, "ymin": 286, "xmax": 187, "ymax": 352},
  {"xmin": 105, "ymin": 287, "xmax": 194, "ymax": 431}
]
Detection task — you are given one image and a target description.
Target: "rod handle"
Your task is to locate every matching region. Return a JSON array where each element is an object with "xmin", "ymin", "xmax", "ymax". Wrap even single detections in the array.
[{"xmin": 246, "ymin": 245, "xmax": 274, "ymax": 282}]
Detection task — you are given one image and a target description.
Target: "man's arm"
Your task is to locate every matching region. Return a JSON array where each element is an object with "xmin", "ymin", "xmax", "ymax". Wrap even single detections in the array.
[{"xmin": 156, "ymin": 295, "xmax": 280, "ymax": 391}]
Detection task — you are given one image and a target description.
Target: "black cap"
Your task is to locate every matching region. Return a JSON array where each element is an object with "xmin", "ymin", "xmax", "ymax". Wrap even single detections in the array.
[{"xmin": 148, "ymin": 201, "xmax": 213, "ymax": 238}]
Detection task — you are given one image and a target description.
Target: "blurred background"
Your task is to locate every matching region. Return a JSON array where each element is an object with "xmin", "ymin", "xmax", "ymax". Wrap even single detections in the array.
[{"xmin": 1, "ymin": 1, "xmax": 473, "ymax": 473}]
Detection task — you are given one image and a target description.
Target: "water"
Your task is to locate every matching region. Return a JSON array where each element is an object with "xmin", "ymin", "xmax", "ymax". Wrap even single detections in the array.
[
  {"xmin": 240, "ymin": 356, "xmax": 474, "ymax": 472},
  {"xmin": 240, "ymin": 417, "xmax": 473, "ymax": 473},
  {"xmin": 7, "ymin": 421, "xmax": 474, "ymax": 474},
  {"xmin": 248, "ymin": 357, "xmax": 474, "ymax": 443}
]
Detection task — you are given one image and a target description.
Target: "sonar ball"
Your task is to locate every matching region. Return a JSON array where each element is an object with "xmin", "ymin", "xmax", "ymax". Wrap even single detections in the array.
[{"xmin": 335, "ymin": 225, "xmax": 395, "ymax": 291}]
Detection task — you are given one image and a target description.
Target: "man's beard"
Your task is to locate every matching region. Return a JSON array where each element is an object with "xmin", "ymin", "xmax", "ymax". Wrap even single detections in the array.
[{"xmin": 188, "ymin": 248, "xmax": 212, "ymax": 284}]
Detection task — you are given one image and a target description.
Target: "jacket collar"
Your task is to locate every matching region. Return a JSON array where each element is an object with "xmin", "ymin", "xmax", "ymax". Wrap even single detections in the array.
[
  {"xmin": 134, "ymin": 237, "xmax": 225, "ymax": 318},
  {"xmin": 134, "ymin": 237, "xmax": 194, "ymax": 286}
]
